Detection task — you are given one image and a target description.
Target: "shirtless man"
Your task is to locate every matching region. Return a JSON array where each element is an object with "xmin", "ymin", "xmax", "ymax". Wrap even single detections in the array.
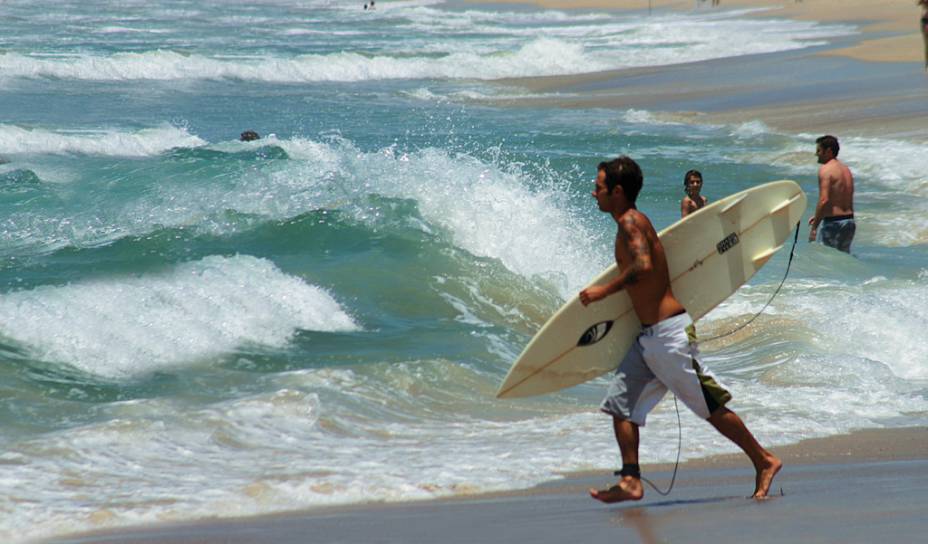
[
  {"xmin": 680, "ymin": 169, "xmax": 707, "ymax": 217},
  {"xmin": 579, "ymin": 156, "xmax": 781, "ymax": 503},
  {"xmin": 809, "ymin": 135, "xmax": 855, "ymax": 253}
]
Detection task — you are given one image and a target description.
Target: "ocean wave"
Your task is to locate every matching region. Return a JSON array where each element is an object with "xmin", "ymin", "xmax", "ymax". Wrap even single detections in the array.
[
  {"xmin": 402, "ymin": 86, "xmax": 571, "ymax": 103},
  {"xmin": 0, "ymin": 168, "xmax": 42, "ymax": 186},
  {"xmin": 0, "ymin": 133, "xmax": 606, "ymax": 295},
  {"xmin": 0, "ymin": 14, "xmax": 855, "ymax": 84},
  {"xmin": 307, "ymin": 141, "xmax": 606, "ymax": 296},
  {"xmin": 207, "ymin": 136, "xmax": 605, "ymax": 295},
  {"xmin": 3, "ymin": 2, "xmax": 856, "ymax": 85},
  {"xmin": 0, "ymin": 39, "xmax": 601, "ymax": 82},
  {"xmin": 704, "ymin": 266, "xmax": 928, "ymax": 381},
  {"xmin": 0, "ymin": 124, "xmax": 206, "ymax": 157},
  {"xmin": 0, "ymin": 255, "xmax": 359, "ymax": 379},
  {"xmin": 94, "ymin": 26, "xmax": 171, "ymax": 35}
]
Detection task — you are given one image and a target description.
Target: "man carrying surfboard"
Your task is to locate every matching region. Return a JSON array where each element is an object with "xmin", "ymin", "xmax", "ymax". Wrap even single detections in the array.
[{"xmin": 579, "ymin": 156, "xmax": 782, "ymax": 503}]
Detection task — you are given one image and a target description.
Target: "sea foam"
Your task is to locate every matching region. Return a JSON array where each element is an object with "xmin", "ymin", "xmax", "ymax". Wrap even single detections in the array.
[
  {"xmin": 0, "ymin": 124, "xmax": 206, "ymax": 157},
  {"xmin": 0, "ymin": 255, "xmax": 358, "ymax": 378},
  {"xmin": 0, "ymin": 10, "xmax": 855, "ymax": 84}
]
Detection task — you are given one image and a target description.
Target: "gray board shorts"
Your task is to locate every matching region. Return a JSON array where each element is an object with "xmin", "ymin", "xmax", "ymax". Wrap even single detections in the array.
[{"xmin": 601, "ymin": 312, "xmax": 731, "ymax": 426}]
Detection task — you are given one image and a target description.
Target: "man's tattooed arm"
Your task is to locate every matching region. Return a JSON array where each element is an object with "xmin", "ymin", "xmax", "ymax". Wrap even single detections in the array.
[
  {"xmin": 578, "ymin": 213, "xmax": 653, "ymax": 306},
  {"xmin": 618, "ymin": 214, "xmax": 653, "ymax": 287}
]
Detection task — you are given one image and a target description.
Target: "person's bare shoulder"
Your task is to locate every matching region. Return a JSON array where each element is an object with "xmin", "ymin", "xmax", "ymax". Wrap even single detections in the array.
[
  {"xmin": 627, "ymin": 208, "xmax": 656, "ymax": 235},
  {"xmin": 838, "ymin": 159, "xmax": 853, "ymax": 176}
]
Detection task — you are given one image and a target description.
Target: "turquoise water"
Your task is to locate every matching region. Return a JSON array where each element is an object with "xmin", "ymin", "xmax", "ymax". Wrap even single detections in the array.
[{"xmin": 1, "ymin": 1, "xmax": 927, "ymax": 540}]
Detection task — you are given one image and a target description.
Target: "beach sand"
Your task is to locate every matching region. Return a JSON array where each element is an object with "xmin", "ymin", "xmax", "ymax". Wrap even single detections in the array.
[
  {"xmin": 496, "ymin": 44, "xmax": 928, "ymax": 137},
  {"xmin": 475, "ymin": 0, "xmax": 927, "ymax": 62},
  {"xmin": 46, "ymin": 427, "xmax": 928, "ymax": 543},
  {"xmin": 40, "ymin": 3, "xmax": 928, "ymax": 543},
  {"xmin": 484, "ymin": 0, "xmax": 928, "ymax": 137}
]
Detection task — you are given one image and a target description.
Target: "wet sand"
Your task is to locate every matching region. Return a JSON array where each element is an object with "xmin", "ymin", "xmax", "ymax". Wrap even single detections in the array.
[
  {"xmin": 480, "ymin": 0, "xmax": 928, "ymax": 137},
  {"xmin": 474, "ymin": 0, "xmax": 927, "ymax": 62},
  {"xmin": 494, "ymin": 42, "xmax": 928, "ymax": 138},
  {"xmin": 46, "ymin": 427, "xmax": 928, "ymax": 544}
]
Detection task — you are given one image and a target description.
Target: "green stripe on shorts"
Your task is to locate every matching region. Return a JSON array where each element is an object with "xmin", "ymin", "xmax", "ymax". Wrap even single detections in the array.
[
  {"xmin": 691, "ymin": 358, "xmax": 732, "ymax": 414},
  {"xmin": 685, "ymin": 323, "xmax": 697, "ymax": 344}
]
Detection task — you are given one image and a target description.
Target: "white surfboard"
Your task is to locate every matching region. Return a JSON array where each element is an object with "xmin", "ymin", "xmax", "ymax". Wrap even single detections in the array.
[{"xmin": 496, "ymin": 180, "xmax": 806, "ymax": 399}]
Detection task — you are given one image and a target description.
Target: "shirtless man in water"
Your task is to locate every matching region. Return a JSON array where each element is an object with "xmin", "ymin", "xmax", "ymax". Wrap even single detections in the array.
[
  {"xmin": 579, "ymin": 156, "xmax": 781, "ymax": 503},
  {"xmin": 809, "ymin": 135, "xmax": 855, "ymax": 253}
]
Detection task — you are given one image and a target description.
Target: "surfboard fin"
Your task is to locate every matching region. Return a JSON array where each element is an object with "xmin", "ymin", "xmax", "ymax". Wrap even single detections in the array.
[
  {"xmin": 752, "ymin": 244, "xmax": 783, "ymax": 268},
  {"xmin": 719, "ymin": 193, "xmax": 748, "ymax": 217},
  {"xmin": 770, "ymin": 192, "xmax": 803, "ymax": 216}
]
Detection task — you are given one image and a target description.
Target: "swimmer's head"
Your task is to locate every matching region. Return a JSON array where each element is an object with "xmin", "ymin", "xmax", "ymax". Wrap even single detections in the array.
[{"xmin": 683, "ymin": 169, "xmax": 703, "ymax": 198}]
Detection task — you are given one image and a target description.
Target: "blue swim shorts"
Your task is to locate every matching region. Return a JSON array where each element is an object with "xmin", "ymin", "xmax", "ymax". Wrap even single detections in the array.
[{"xmin": 820, "ymin": 214, "xmax": 855, "ymax": 253}]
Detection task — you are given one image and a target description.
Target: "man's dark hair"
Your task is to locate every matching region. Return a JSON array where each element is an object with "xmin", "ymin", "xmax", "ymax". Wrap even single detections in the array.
[
  {"xmin": 816, "ymin": 135, "xmax": 839, "ymax": 157},
  {"xmin": 240, "ymin": 130, "xmax": 260, "ymax": 142},
  {"xmin": 683, "ymin": 169, "xmax": 702, "ymax": 186},
  {"xmin": 598, "ymin": 156, "xmax": 643, "ymax": 204}
]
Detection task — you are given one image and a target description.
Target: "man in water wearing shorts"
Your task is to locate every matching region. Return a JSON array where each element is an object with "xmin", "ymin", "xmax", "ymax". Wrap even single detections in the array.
[
  {"xmin": 809, "ymin": 135, "xmax": 855, "ymax": 253},
  {"xmin": 579, "ymin": 156, "xmax": 781, "ymax": 503}
]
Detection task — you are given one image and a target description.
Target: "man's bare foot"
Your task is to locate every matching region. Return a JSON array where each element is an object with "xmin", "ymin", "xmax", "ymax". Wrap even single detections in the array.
[
  {"xmin": 751, "ymin": 454, "xmax": 782, "ymax": 498},
  {"xmin": 589, "ymin": 477, "xmax": 644, "ymax": 503}
]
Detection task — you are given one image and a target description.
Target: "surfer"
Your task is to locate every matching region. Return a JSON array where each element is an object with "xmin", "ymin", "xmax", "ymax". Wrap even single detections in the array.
[
  {"xmin": 680, "ymin": 169, "xmax": 707, "ymax": 217},
  {"xmin": 808, "ymin": 135, "xmax": 855, "ymax": 253},
  {"xmin": 579, "ymin": 156, "xmax": 782, "ymax": 503},
  {"xmin": 240, "ymin": 130, "xmax": 260, "ymax": 142}
]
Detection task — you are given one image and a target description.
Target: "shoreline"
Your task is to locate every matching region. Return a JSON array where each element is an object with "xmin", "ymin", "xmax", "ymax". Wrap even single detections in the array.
[
  {"xmin": 46, "ymin": 426, "xmax": 928, "ymax": 543},
  {"xmin": 470, "ymin": 0, "xmax": 926, "ymax": 63},
  {"xmin": 476, "ymin": 0, "xmax": 928, "ymax": 138},
  {"xmin": 489, "ymin": 44, "xmax": 928, "ymax": 140}
]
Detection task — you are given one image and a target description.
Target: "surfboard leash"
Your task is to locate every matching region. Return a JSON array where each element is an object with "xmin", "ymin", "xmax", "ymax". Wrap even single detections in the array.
[
  {"xmin": 642, "ymin": 395, "xmax": 682, "ymax": 496},
  {"xmin": 699, "ymin": 221, "xmax": 801, "ymax": 344}
]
